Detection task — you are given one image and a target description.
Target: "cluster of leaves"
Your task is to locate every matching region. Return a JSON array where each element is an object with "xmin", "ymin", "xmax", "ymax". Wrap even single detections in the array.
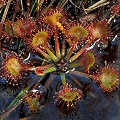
[{"xmin": 0, "ymin": 0, "xmax": 120, "ymax": 120}]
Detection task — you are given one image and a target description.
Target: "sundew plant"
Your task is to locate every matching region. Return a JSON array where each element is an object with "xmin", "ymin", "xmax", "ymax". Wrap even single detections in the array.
[{"xmin": 0, "ymin": 0, "xmax": 120, "ymax": 120}]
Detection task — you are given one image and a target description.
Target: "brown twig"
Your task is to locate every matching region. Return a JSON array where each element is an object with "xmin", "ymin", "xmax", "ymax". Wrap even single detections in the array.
[
  {"xmin": 69, "ymin": 70, "xmax": 94, "ymax": 80},
  {"xmin": 0, "ymin": 99, "xmax": 24, "ymax": 119},
  {"xmin": 45, "ymin": 75, "xmax": 57, "ymax": 88}
]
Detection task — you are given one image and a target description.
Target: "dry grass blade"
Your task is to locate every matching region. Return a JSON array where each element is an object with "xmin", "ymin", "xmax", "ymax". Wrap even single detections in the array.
[
  {"xmin": 0, "ymin": 1, "xmax": 6, "ymax": 9},
  {"xmin": 45, "ymin": 0, "xmax": 56, "ymax": 10},
  {"xmin": 1, "ymin": 0, "xmax": 13, "ymax": 23},
  {"xmin": 86, "ymin": 0, "xmax": 107, "ymax": 10},
  {"xmin": 85, "ymin": 0, "xmax": 110, "ymax": 12},
  {"xmin": 69, "ymin": 0, "xmax": 81, "ymax": 9},
  {"xmin": 20, "ymin": 0, "xmax": 24, "ymax": 11},
  {"xmin": 57, "ymin": 0, "xmax": 69, "ymax": 8}
]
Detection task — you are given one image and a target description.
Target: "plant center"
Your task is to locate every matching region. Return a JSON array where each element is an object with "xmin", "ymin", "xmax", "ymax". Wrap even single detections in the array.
[{"xmin": 54, "ymin": 57, "xmax": 69, "ymax": 73}]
